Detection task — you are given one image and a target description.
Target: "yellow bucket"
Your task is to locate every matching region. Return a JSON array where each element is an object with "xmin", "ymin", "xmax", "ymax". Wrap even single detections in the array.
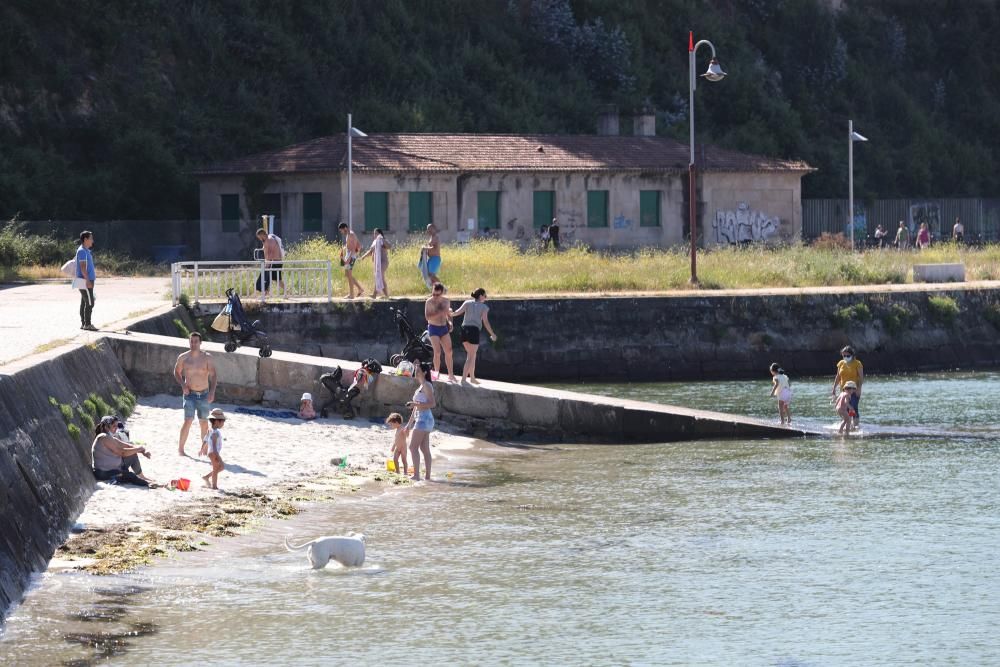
[{"xmin": 386, "ymin": 459, "xmax": 396, "ymax": 472}]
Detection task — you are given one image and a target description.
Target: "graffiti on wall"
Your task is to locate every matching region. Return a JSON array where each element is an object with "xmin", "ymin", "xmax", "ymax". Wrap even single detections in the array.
[
  {"xmin": 613, "ymin": 215, "xmax": 633, "ymax": 229},
  {"xmin": 908, "ymin": 202, "xmax": 941, "ymax": 236},
  {"xmin": 713, "ymin": 202, "xmax": 780, "ymax": 245}
]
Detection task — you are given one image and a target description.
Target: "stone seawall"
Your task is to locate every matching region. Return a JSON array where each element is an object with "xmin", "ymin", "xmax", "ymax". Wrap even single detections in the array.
[
  {"xmin": 0, "ymin": 342, "xmax": 136, "ymax": 618},
  {"xmin": 193, "ymin": 286, "xmax": 1000, "ymax": 382}
]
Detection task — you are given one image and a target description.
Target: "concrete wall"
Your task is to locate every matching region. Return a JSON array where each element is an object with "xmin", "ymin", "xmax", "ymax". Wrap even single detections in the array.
[
  {"xmin": 223, "ymin": 287, "xmax": 1000, "ymax": 382},
  {"xmin": 0, "ymin": 342, "xmax": 136, "ymax": 618},
  {"xmin": 198, "ymin": 168, "xmax": 804, "ymax": 257}
]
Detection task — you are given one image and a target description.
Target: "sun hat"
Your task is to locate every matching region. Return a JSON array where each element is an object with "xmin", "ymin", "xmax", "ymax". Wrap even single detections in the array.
[
  {"xmin": 209, "ymin": 408, "xmax": 226, "ymax": 420},
  {"xmin": 301, "ymin": 392, "xmax": 313, "ymax": 402},
  {"xmin": 844, "ymin": 381, "xmax": 857, "ymax": 389}
]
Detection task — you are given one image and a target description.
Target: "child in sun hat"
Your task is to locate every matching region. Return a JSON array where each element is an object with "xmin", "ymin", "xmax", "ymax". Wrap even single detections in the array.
[
  {"xmin": 202, "ymin": 407, "xmax": 227, "ymax": 489},
  {"xmin": 298, "ymin": 392, "xmax": 317, "ymax": 420},
  {"xmin": 834, "ymin": 382, "xmax": 857, "ymax": 434}
]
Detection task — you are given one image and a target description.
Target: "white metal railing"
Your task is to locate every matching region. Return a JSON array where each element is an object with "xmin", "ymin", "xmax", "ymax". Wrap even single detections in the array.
[{"xmin": 171, "ymin": 260, "xmax": 333, "ymax": 305}]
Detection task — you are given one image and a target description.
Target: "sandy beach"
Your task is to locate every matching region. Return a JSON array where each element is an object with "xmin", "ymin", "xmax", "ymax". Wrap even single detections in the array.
[{"xmin": 61, "ymin": 393, "xmax": 476, "ymax": 569}]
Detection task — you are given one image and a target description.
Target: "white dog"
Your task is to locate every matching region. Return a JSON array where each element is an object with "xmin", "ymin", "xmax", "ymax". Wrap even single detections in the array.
[{"xmin": 284, "ymin": 532, "xmax": 366, "ymax": 569}]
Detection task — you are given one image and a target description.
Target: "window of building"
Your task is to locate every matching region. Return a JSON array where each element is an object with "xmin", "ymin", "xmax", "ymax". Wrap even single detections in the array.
[
  {"xmin": 302, "ymin": 193, "xmax": 322, "ymax": 233},
  {"xmin": 533, "ymin": 191, "xmax": 554, "ymax": 228},
  {"xmin": 260, "ymin": 193, "xmax": 282, "ymax": 236},
  {"xmin": 587, "ymin": 190, "xmax": 608, "ymax": 228},
  {"xmin": 640, "ymin": 190, "xmax": 660, "ymax": 227},
  {"xmin": 364, "ymin": 192, "xmax": 389, "ymax": 231},
  {"xmin": 409, "ymin": 192, "xmax": 432, "ymax": 231},
  {"xmin": 477, "ymin": 191, "xmax": 500, "ymax": 233},
  {"xmin": 221, "ymin": 194, "xmax": 240, "ymax": 233}
]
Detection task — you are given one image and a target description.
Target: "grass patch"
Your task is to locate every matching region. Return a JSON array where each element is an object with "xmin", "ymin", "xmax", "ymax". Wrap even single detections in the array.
[
  {"xmin": 81, "ymin": 398, "xmax": 98, "ymax": 417},
  {"xmin": 113, "ymin": 388, "xmax": 137, "ymax": 419},
  {"xmin": 286, "ymin": 238, "xmax": 1000, "ymax": 294},
  {"xmin": 58, "ymin": 403, "xmax": 74, "ymax": 423},
  {"xmin": 173, "ymin": 318, "xmax": 191, "ymax": 338},
  {"xmin": 76, "ymin": 407, "xmax": 95, "ymax": 432},
  {"xmin": 67, "ymin": 423, "xmax": 81, "ymax": 440},
  {"xmin": 927, "ymin": 294, "xmax": 961, "ymax": 326},
  {"xmin": 31, "ymin": 337, "xmax": 74, "ymax": 355},
  {"xmin": 830, "ymin": 302, "xmax": 873, "ymax": 328},
  {"xmin": 88, "ymin": 393, "xmax": 112, "ymax": 417},
  {"xmin": 881, "ymin": 302, "xmax": 917, "ymax": 336}
]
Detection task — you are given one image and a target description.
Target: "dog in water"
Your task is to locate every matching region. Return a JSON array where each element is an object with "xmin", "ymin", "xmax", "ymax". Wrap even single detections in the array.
[{"xmin": 284, "ymin": 532, "xmax": 366, "ymax": 569}]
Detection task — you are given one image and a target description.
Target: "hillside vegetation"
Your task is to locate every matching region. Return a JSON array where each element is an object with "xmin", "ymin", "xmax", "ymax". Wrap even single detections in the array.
[{"xmin": 2, "ymin": 0, "xmax": 998, "ymax": 220}]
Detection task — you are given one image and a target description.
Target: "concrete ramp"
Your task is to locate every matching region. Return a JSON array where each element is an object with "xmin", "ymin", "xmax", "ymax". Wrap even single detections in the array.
[{"xmin": 108, "ymin": 332, "xmax": 820, "ymax": 443}]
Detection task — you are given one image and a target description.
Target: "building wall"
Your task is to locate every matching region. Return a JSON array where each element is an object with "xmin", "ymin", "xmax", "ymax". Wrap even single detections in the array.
[{"xmin": 198, "ymin": 169, "xmax": 803, "ymax": 258}]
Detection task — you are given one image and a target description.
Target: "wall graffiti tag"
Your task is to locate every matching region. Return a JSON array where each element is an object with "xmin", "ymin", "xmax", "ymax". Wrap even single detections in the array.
[
  {"xmin": 613, "ymin": 215, "xmax": 633, "ymax": 229},
  {"xmin": 713, "ymin": 202, "xmax": 780, "ymax": 245}
]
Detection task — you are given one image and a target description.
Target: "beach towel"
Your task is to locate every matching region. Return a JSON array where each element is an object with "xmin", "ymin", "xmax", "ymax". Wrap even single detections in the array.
[
  {"xmin": 373, "ymin": 234, "xmax": 387, "ymax": 293},
  {"xmin": 417, "ymin": 248, "xmax": 433, "ymax": 289},
  {"xmin": 234, "ymin": 407, "xmax": 299, "ymax": 419}
]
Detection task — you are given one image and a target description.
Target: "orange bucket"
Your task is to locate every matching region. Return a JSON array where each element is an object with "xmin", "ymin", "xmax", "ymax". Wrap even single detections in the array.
[{"xmin": 175, "ymin": 478, "xmax": 191, "ymax": 491}]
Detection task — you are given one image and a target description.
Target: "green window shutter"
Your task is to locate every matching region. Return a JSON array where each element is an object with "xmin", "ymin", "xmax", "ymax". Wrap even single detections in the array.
[
  {"xmin": 221, "ymin": 194, "xmax": 240, "ymax": 233},
  {"xmin": 477, "ymin": 191, "xmax": 500, "ymax": 232},
  {"xmin": 409, "ymin": 192, "xmax": 432, "ymax": 231},
  {"xmin": 640, "ymin": 190, "xmax": 660, "ymax": 227},
  {"xmin": 587, "ymin": 190, "xmax": 608, "ymax": 228},
  {"xmin": 533, "ymin": 191, "xmax": 554, "ymax": 228},
  {"xmin": 364, "ymin": 192, "xmax": 389, "ymax": 231},
  {"xmin": 302, "ymin": 193, "xmax": 322, "ymax": 232}
]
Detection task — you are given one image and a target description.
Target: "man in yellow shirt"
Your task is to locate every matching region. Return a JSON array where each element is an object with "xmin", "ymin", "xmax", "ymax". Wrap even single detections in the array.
[{"xmin": 832, "ymin": 345, "xmax": 864, "ymax": 427}]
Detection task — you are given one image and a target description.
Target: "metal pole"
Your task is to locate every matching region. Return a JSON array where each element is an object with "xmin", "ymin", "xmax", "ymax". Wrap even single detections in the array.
[
  {"xmin": 689, "ymin": 36, "xmax": 698, "ymax": 284},
  {"xmin": 348, "ymin": 113, "xmax": 353, "ymax": 233},
  {"xmin": 848, "ymin": 119, "xmax": 854, "ymax": 251}
]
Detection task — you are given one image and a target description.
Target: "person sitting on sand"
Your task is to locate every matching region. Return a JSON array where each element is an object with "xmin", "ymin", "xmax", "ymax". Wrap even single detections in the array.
[
  {"xmin": 834, "ymin": 382, "xmax": 857, "ymax": 434},
  {"xmin": 112, "ymin": 415, "xmax": 155, "ymax": 484},
  {"xmin": 202, "ymin": 408, "xmax": 227, "ymax": 490},
  {"xmin": 385, "ymin": 412, "xmax": 408, "ymax": 475},
  {"xmin": 92, "ymin": 415, "xmax": 154, "ymax": 487},
  {"xmin": 299, "ymin": 392, "xmax": 317, "ymax": 420}
]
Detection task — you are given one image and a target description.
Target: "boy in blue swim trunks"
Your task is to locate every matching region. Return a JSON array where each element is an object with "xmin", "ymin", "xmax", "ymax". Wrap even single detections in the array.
[
  {"xmin": 424, "ymin": 223, "xmax": 442, "ymax": 285},
  {"xmin": 424, "ymin": 282, "xmax": 457, "ymax": 382}
]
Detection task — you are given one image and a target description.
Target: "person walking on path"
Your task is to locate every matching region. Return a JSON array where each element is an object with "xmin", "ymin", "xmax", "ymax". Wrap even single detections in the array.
[
  {"xmin": 424, "ymin": 223, "xmax": 442, "ymax": 285},
  {"xmin": 832, "ymin": 345, "xmax": 864, "ymax": 428},
  {"xmin": 425, "ymin": 282, "xmax": 457, "ymax": 382},
  {"xmin": 873, "ymin": 224, "xmax": 887, "ymax": 249},
  {"xmin": 254, "ymin": 227, "xmax": 285, "ymax": 297},
  {"xmin": 74, "ymin": 230, "xmax": 98, "ymax": 331},
  {"xmin": 916, "ymin": 222, "xmax": 931, "ymax": 250},
  {"xmin": 952, "ymin": 217, "xmax": 964, "ymax": 243},
  {"xmin": 359, "ymin": 228, "xmax": 391, "ymax": 298},
  {"xmin": 450, "ymin": 288, "xmax": 498, "ymax": 385},
  {"xmin": 174, "ymin": 332, "xmax": 218, "ymax": 457},
  {"xmin": 406, "ymin": 361, "xmax": 436, "ymax": 481},
  {"xmin": 548, "ymin": 218, "xmax": 561, "ymax": 250},
  {"xmin": 894, "ymin": 221, "xmax": 910, "ymax": 250},
  {"xmin": 768, "ymin": 362, "xmax": 792, "ymax": 425},
  {"xmin": 338, "ymin": 222, "xmax": 366, "ymax": 299}
]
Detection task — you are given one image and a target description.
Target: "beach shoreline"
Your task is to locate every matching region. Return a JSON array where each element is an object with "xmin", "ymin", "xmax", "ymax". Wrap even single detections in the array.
[{"xmin": 54, "ymin": 394, "xmax": 478, "ymax": 573}]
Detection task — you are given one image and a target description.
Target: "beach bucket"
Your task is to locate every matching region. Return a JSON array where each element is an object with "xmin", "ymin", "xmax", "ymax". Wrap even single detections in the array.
[
  {"xmin": 386, "ymin": 459, "xmax": 396, "ymax": 472},
  {"xmin": 175, "ymin": 478, "xmax": 191, "ymax": 491},
  {"xmin": 339, "ymin": 456, "xmax": 347, "ymax": 469}
]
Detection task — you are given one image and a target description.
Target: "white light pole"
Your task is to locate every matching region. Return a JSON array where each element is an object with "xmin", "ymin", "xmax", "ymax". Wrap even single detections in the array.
[
  {"xmin": 347, "ymin": 113, "xmax": 368, "ymax": 233},
  {"xmin": 848, "ymin": 119, "xmax": 868, "ymax": 251},
  {"xmin": 689, "ymin": 31, "xmax": 726, "ymax": 284}
]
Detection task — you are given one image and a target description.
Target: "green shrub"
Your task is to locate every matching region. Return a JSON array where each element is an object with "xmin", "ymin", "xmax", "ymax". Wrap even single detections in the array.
[
  {"xmin": 174, "ymin": 318, "xmax": 191, "ymax": 338},
  {"xmin": 830, "ymin": 302, "xmax": 872, "ymax": 328},
  {"xmin": 881, "ymin": 302, "xmax": 916, "ymax": 335},
  {"xmin": 113, "ymin": 389, "xmax": 137, "ymax": 418},
  {"xmin": 59, "ymin": 403, "xmax": 74, "ymax": 423},
  {"xmin": 67, "ymin": 423, "xmax": 81, "ymax": 440},
  {"xmin": 927, "ymin": 295, "xmax": 960, "ymax": 326},
  {"xmin": 77, "ymin": 408, "xmax": 95, "ymax": 432},
  {"xmin": 88, "ymin": 393, "xmax": 112, "ymax": 417},
  {"xmin": 178, "ymin": 293, "xmax": 191, "ymax": 310},
  {"xmin": 82, "ymin": 398, "xmax": 98, "ymax": 417},
  {"xmin": 48, "ymin": 396, "xmax": 59, "ymax": 407}
]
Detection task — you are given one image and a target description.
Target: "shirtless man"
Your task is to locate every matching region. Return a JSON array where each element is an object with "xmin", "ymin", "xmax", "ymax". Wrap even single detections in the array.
[
  {"xmin": 424, "ymin": 223, "xmax": 442, "ymax": 285},
  {"xmin": 255, "ymin": 227, "xmax": 285, "ymax": 297},
  {"xmin": 173, "ymin": 332, "xmax": 218, "ymax": 456},
  {"xmin": 338, "ymin": 222, "xmax": 366, "ymax": 299},
  {"xmin": 424, "ymin": 282, "xmax": 456, "ymax": 382}
]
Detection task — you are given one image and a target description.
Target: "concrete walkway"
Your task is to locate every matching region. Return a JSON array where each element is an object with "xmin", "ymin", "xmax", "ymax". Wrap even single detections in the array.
[{"xmin": 0, "ymin": 277, "xmax": 172, "ymax": 368}]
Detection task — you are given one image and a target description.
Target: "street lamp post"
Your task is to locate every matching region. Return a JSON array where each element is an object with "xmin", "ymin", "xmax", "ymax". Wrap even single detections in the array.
[
  {"xmin": 688, "ymin": 31, "xmax": 726, "ymax": 284},
  {"xmin": 346, "ymin": 113, "xmax": 368, "ymax": 233},
  {"xmin": 847, "ymin": 119, "xmax": 868, "ymax": 251}
]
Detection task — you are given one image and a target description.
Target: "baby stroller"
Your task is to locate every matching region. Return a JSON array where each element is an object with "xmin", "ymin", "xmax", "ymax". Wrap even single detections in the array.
[
  {"xmin": 389, "ymin": 308, "xmax": 433, "ymax": 367},
  {"xmin": 319, "ymin": 359, "xmax": 382, "ymax": 419},
  {"xmin": 213, "ymin": 288, "xmax": 273, "ymax": 358}
]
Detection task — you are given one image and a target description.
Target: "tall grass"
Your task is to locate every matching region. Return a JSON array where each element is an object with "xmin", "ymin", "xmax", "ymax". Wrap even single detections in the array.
[{"xmin": 286, "ymin": 237, "xmax": 1000, "ymax": 295}]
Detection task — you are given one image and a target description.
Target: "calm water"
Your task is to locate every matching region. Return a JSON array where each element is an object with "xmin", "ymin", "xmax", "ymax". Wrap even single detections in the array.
[{"xmin": 3, "ymin": 372, "xmax": 999, "ymax": 665}]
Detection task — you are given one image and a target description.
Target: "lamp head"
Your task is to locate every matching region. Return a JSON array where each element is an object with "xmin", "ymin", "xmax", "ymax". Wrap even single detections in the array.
[{"xmin": 701, "ymin": 58, "xmax": 726, "ymax": 82}]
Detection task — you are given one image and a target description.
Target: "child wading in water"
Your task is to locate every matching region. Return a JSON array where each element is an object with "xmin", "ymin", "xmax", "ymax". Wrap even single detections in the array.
[
  {"xmin": 385, "ymin": 412, "xmax": 408, "ymax": 475},
  {"xmin": 202, "ymin": 408, "xmax": 226, "ymax": 489},
  {"xmin": 834, "ymin": 382, "xmax": 858, "ymax": 434},
  {"xmin": 768, "ymin": 363, "xmax": 792, "ymax": 424}
]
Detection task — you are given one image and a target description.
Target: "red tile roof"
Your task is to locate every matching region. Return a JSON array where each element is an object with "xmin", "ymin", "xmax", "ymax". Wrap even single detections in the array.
[{"xmin": 194, "ymin": 133, "xmax": 813, "ymax": 176}]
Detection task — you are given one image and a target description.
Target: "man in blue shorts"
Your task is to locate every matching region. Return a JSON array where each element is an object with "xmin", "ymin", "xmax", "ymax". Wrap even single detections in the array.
[
  {"xmin": 424, "ymin": 282, "xmax": 456, "ymax": 382},
  {"xmin": 173, "ymin": 332, "xmax": 218, "ymax": 456}
]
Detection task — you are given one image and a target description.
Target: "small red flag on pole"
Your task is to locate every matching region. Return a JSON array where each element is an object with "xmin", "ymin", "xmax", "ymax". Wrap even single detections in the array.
[{"xmin": 689, "ymin": 31, "xmax": 694, "ymax": 52}]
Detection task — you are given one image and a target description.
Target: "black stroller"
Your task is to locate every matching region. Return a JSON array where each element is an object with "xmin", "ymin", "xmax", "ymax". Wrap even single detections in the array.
[
  {"xmin": 215, "ymin": 288, "xmax": 273, "ymax": 357},
  {"xmin": 319, "ymin": 359, "xmax": 382, "ymax": 419},
  {"xmin": 389, "ymin": 308, "xmax": 433, "ymax": 367}
]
